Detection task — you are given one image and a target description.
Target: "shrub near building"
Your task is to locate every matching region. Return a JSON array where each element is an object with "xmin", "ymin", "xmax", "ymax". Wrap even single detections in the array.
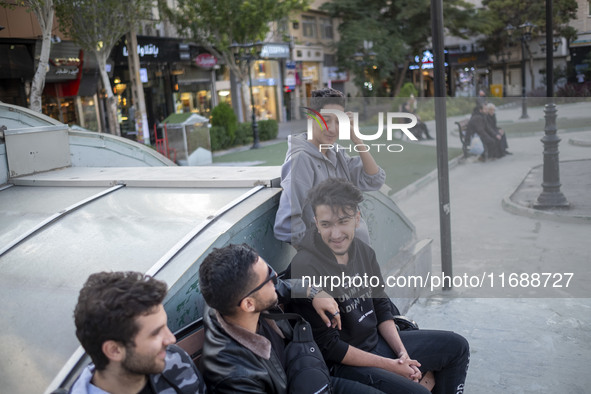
[
  {"xmin": 211, "ymin": 103, "xmax": 238, "ymax": 151},
  {"xmin": 210, "ymin": 104, "xmax": 279, "ymax": 151}
]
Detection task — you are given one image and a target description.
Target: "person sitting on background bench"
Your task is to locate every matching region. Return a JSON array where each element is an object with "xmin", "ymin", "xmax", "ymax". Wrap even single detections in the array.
[
  {"xmin": 484, "ymin": 103, "xmax": 511, "ymax": 156},
  {"xmin": 198, "ymin": 244, "xmax": 383, "ymax": 393},
  {"xmin": 288, "ymin": 178, "xmax": 470, "ymax": 394},
  {"xmin": 467, "ymin": 103, "xmax": 504, "ymax": 160},
  {"xmin": 70, "ymin": 271, "xmax": 206, "ymax": 394},
  {"xmin": 402, "ymin": 95, "xmax": 434, "ymax": 140}
]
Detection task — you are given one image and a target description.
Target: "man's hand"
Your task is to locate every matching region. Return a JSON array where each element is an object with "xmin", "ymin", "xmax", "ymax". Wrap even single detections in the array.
[
  {"xmin": 398, "ymin": 352, "xmax": 422, "ymax": 382},
  {"xmin": 382, "ymin": 356, "xmax": 422, "ymax": 382},
  {"xmin": 311, "ymin": 291, "xmax": 342, "ymax": 329},
  {"xmin": 347, "ymin": 111, "xmax": 363, "ymax": 146}
]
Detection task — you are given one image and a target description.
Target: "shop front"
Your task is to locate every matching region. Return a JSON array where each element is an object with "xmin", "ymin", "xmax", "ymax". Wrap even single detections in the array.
[
  {"xmin": 250, "ymin": 59, "xmax": 281, "ymax": 121},
  {"xmin": 112, "ymin": 37, "xmax": 216, "ymax": 139},
  {"xmin": 39, "ymin": 40, "xmax": 101, "ymax": 129},
  {"xmin": 570, "ymin": 33, "xmax": 591, "ymax": 84},
  {"xmin": 447, "ymin": 46, "xmax": 489, "ymax": 97},
  {"xmin": 175, "ymin": 53, "xmax": 219, "ymax": 118}
]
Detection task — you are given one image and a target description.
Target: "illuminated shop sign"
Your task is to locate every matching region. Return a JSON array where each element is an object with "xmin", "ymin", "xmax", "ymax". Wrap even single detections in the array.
[
  {"xmin": 122, "ymin": 43, "xmax": 160, "ymax": 58},
  {"xmin": 259, "ymin": 44, "xmax": 290, "ymax": 59}
]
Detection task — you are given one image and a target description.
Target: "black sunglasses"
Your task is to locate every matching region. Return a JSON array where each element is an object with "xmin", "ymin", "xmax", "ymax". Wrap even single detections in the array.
[{"xmin": 237, "ymin": 265, "xmax": 278, "ymax": 306}]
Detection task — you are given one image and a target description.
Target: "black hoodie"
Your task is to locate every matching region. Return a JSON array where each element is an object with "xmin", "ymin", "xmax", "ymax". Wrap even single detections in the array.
[{"xmin": 289, "ymin": 230, "xmax": 394, "ymax": 366}]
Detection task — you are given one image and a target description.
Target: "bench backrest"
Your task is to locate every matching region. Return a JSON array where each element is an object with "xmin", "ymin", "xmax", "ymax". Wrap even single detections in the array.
[{"xmin": 174, "ymin": 318, "xmax": 205, "ymax": 372}]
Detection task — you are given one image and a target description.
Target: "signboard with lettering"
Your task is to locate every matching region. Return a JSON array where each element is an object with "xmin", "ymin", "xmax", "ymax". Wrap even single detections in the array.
[
  {"xmin": 259, "ymin": 43, "xmax": 290, "ymax": 59},
  {"xmin": 113, "ymin": 36, "xmax": 187, "ymax": 65},
  {"xmin": 285, "ymin": 61, "xmax": 296, "ymax": 88},
  {"xmin": 195, "ymin": 53, "xmax": 218, "ymax": 68}
]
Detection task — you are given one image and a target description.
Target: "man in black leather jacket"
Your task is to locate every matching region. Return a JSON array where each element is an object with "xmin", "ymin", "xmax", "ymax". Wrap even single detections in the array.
[{"xmin": 198, "ymin": 244, "xmax": 384, "ymax": 393}]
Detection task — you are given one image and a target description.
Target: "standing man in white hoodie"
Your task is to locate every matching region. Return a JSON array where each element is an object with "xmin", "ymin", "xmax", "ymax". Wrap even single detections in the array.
[{"xmin": 274, "ymin": 88, "xmax": 386, "ymax": 248}]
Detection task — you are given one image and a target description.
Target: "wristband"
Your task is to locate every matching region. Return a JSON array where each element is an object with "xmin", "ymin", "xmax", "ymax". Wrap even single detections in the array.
[{"xmin": 308, "ymin": 286, "xmax": 322, "ymax": 301}]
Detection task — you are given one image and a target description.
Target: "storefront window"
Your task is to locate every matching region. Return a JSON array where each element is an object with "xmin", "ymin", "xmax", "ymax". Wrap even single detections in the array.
[
  {"xmin": 251, "ymin": 86, "xmax": 277, "ymax": 121},
  {"xmin": 80, "ymin": 97, "xmax": 99, "ymax": 131},
  {"xmin": 173, "ymin": 88, "xmax": 212, "ymax": 116},
  {"xmin": 42, "ymin": 97, "xmax": 78, "ymax": 125},
  {"xmin": 250, "ymin": 60, "xmax": 280, "ymax": 121}
]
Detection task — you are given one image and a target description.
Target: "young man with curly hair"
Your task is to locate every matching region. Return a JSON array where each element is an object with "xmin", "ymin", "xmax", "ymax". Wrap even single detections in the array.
[{"xmin": 70, "ymin": 271, "xmax": 205, "ymax": 394}]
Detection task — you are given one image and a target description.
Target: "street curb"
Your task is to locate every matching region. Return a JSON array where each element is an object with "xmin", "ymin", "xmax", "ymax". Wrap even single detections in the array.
[
  {"xmin": 501, "ymin": 195, "xmax": 591, "ymax": 225},
  {"xmin": 569, "ymin": 137, "xmax": 591, "ymax": 147},
  {"xmin": 392, "ymin": 155, "xmax": 462, "ymax": 202},
  {"xmin": 501, "ymin": 164, "xmax": 591, "ymax": 225}
]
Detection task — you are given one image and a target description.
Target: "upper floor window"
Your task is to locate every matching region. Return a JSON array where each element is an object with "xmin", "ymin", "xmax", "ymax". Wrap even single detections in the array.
[
  {"xmin": 320, "ymin": 17, "xmax": 334, "ymax": 39},
  {"xmin": 324, "ymin": 54, "xmax": 336, "ymax": 67},
  {"xmin": 278, "ymin": 18, "xmax": 289, "ymax": 35},
  {"xmin": 302, "ymin": 16, "xmax": 317, "ymax": 38}
]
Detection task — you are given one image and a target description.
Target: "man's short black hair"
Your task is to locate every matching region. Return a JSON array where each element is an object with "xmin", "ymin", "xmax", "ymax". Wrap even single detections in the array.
[
  {"xmin": 307, "ymin": 178, "xmax": 364, "ymax": 217},
  {"xmin": 199, "ymin": 244, "xmax": 259, "ymax": 316},
  {"xmin": 309, "ymin": 87, "xmax": 346, "ymax": 112},
  {"xmin": 74, "ymin": 271, "xmax": 168, "ymax": 370}
]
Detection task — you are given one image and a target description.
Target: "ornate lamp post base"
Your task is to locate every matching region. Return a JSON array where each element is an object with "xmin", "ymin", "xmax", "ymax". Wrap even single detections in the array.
[{"xmin": 533, "ymin": 103, "xmax": 569, "ymax": 209}]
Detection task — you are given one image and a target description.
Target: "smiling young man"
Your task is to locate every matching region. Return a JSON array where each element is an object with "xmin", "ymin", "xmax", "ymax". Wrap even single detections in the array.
[
  {"xmin": 70, "ymin": 271, "xmax": 205, "ymax": 394},
  {"xmin": 289, "ymin": 178, "xmax": 470, "ymax": 394},
  {"xmin": 274, "ymin": 87, "xmax": 385, "ymax": 248}
]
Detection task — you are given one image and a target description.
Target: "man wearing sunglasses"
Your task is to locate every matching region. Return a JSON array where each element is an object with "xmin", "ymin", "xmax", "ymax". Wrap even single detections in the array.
[{"xmin": 199, "ymin": 244, "xmax": 383, "ymax": 393}]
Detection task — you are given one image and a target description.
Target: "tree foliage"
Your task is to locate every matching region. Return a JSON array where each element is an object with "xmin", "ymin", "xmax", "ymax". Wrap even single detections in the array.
[
  {"xmin": 161, "ymin": 0, "xmax": 307, "ymax": 78},
  {"xmin": 321, "ymin": 0, "xmax": 486, "ymax": 96},
  {"xmin": 54, "ymin": 0, "xmax": 152, "ymax": 134},
  {"xmin": 480, "ymin": 0, "xmax": 578, "ymax": 59},
  {"xmin": 161, "ymin": 0, "xmax": 307, "ymax": 120},
  {"xmin": 480, "ymin": 0, "xmax": 578, "ymax": 90}
]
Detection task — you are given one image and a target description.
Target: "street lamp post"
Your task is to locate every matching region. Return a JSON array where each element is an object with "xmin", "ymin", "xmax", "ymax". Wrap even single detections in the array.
[
  {"xmin": 495, "ymin": 50, "xmax": 511, "ymax": 97},
  {"xmin": 231, "ymin": 42, "xmax": 262, "ymax": 149},
  {"xmin": 507, "ymin": 22, "xmax": 535, "ymax": 119}
]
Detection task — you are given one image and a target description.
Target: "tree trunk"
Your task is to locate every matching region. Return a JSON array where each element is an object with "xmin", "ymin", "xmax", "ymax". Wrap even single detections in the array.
[
  {"xmin": 525, "ymin": 44, "xmax": 535, "ymax": 91},
  {"xmin": 241, "ymin": 81, "xmax": 253, "ymax": 122},
  {"xmin": 392, "ymin": 59, "xmax": 410, "ymax": 97},
  {"xmin": 96, "ymin": 51, "xmax": 120, "ymax": 136},
  {"xmin": 29, "ymin": 2, "xmax": 54, "ymax": 113}
]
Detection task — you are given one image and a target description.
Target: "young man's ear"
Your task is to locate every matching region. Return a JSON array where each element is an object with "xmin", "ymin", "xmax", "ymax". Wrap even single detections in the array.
[
  {"xmin": 355, "ymin": 210, "xmax": 361, "ymax": 228},
  {"xmin": 238, "ymin": 297, "xmax": 257, "ymax": 313},
  {"xmin": 101, "ymin": 340, "xmax": 126, "ymax": 363}
]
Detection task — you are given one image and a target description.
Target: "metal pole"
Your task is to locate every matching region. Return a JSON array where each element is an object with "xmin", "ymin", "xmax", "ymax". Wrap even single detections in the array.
[
  {"xmin": 248, "ymin": 57, "xmax": 260, "ymax": 149},
  {"xmin": 520, "ymin": 39, "xmax": 529, "ymax": 119},
  {"xmin": 431, "ymin": 0, "xmax": 453, "ymax": 289},
  {"xmin": 534, "ymin": 0, "xmax": 569, "ymax": 209}
]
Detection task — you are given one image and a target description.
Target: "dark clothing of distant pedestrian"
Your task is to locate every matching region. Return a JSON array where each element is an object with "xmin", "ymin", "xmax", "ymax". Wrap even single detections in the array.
[{"xmin": 467, "ymin": 108, "xmax": 503, "ymax": 159}]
